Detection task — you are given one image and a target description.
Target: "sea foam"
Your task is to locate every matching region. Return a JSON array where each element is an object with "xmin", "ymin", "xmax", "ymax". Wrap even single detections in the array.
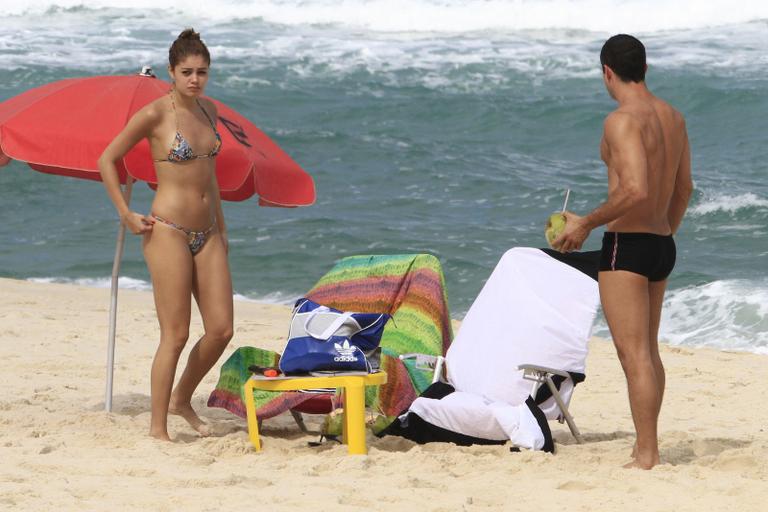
[
  {"xmin": 1, "ymin": 2, "xmax": 765, "ymax": 84},
  {"xmin": 28, "ymin": 276, "xmax": 154, "ymax": 291},
  {"xmin": 5, "ymin": 0, "xmax": 768, "ymax": 33},
  {"xmin": 690, "ymin": 193, "xmax": 768, "ymax": 217},
  {"xmin": 594, "ymin": 279, "xmax": 768, "ymax": 355}
]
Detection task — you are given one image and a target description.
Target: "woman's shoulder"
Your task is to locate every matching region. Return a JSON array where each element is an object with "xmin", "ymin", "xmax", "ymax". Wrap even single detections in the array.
[
  {"xmin": 199, "ymin": 97, "xmax": 218, "ymax": 118},
  {"xmin": 132, "ymin": 96, "xmax": 170, "ymax": 125}
]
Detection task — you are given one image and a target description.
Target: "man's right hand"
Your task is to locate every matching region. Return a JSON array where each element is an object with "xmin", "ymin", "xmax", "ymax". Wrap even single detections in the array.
[
  {"xmin": 121, "ymin": 211, "xmax": 154, "ymax": 234},
  {"xmin": 552, "ymin": 211, "xmax": 591, "ymax": 253}
]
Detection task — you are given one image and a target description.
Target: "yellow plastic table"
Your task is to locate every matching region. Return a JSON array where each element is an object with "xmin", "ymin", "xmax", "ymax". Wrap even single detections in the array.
[{"xmin": 244, "ymin": 371, "xmax": 387, "ymax": 455}]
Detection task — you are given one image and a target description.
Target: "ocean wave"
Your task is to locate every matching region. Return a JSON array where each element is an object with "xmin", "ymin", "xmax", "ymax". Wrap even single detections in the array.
[
  {"xmin": 689, "ymin": 192, "xmax": 768, "ymax": 216},
  {"xmin": 1, "ymin": 30, "xmax": 762, "ymax": 91},
  {"xmin": 28, "ymin": 276, "xmax": 153, "ymax": 291},
  {"xmin": 1, "ymin": 4, "xmax": 766, "ymax": 85},
  {"xmin": 594, "ymin": 279, "xmax": 768, "ymax": 354},
  {"xmin": 5, "ymin": 0, "xmax": 768, "ymax": 33},
  {"xmin": 235, "ymin": 290, "xmax": 299, "ymax": 305}
]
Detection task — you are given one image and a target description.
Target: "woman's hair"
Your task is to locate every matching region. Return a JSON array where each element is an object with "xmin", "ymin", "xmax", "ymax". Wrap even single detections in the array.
[{"xmin": 168, "ymin": 28, "xmax": 210, "ymax": 68}]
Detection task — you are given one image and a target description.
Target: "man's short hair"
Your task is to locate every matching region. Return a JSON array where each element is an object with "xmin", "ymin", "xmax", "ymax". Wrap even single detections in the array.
[{"xmin": 600, "ymin": 34, "xmax": 646, "ymax": 83}]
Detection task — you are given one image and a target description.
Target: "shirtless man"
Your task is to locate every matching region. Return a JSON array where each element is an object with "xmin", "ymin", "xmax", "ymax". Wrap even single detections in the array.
[{"xmin": 553, "ymin": 34, "xmax": 693, "ymax": 469}]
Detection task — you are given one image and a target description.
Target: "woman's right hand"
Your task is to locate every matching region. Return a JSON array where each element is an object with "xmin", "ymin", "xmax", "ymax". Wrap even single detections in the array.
[{"xmin": 121, "ymin": 211, "xmax": 155, "ymax": 234}]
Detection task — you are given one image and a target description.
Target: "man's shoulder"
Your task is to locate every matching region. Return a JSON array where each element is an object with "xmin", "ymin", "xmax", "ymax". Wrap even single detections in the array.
[
  {"xmin": 603, "ymin": 109, "xmax": 641, "ymax": 133},
  {"xmin": 653, "ymin": 97, "xmax": 687, "ymax": 127}
]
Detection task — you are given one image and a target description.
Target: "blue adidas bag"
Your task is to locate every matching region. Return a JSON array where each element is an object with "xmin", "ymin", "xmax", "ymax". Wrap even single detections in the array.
[{"xmin": 279, "ymin": 298, "xmax": 390, "ymax": 374}]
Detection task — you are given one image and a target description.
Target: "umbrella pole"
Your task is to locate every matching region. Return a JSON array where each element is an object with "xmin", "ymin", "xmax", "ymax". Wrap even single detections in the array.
[{"xmin": 105, "ymin": 176, "xmax": 134, "ymax": 412}]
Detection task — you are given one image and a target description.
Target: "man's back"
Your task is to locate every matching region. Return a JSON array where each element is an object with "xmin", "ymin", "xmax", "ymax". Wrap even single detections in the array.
[{"xmin": 601, "ymin": 95, "xmax": 687, "ymax": 234}]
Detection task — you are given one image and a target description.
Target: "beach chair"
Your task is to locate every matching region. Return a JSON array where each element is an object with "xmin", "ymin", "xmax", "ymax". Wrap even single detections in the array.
[
  {"xmin": 287, "ymin": 253, "xmax": 452, "ymax": 429},
  {"xmin": 208, "ymin": 253, "xmax": 452, "ymax": 435},
  {"xmin": 398, "ymin": 358, "xmax": 585, "ymax": 444},
  {"xmin": 382, "ymin": 247, "xmax": 600, "ymax": 451}
]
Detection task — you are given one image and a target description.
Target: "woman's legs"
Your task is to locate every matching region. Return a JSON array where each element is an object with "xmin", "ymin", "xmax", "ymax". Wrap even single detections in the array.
[
  {"xmin": 142, "ymin": 226, "xmax": 194, "ymax": 441},
  {"xmin": 169, "ymin": 231, "xmax": 234, "ymax": 434}
]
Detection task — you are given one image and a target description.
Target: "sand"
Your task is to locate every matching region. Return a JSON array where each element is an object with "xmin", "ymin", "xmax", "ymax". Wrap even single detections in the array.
[{"xmin": 0, "ymin": 277, "xmax": 766, "ymax": 511}]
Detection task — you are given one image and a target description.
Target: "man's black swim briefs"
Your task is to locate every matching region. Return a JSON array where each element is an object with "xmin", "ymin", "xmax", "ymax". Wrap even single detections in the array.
[{"xmin": 599, "ymin": 232, "xmax": 676, "ymax": 282}]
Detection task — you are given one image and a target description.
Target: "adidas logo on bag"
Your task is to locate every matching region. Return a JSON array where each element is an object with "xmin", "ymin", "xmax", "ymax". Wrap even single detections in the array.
[{"xmin": 333, "ymin": 339, "xmax": 359, "ymax": 362}]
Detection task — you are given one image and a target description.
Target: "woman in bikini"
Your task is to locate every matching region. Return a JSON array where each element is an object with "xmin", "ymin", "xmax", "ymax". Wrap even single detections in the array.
[{"xmin": 99, "ymin": 29, "xmax": 233, "ymax": 441}]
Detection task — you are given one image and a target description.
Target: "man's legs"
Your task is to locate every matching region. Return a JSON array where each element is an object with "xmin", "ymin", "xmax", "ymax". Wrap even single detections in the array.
[
  {"xmin": 648, "ymin": 280, "xmax": 668, "ymax": 421},
  {"xmin": 600, "ymin": 270, "xmax": 660, "ymax": 469}
]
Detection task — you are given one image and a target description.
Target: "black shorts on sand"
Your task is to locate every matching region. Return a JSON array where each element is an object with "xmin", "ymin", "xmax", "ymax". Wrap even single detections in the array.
[{"xmin": 599, "ymin": 232, "xmax": 676, "ymax": 282}]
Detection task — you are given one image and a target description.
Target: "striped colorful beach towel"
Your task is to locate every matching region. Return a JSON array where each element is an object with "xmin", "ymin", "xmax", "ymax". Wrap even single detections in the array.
[{"xmin": 207, "ymin": 254, "xmax": 453, "ymax": 421}]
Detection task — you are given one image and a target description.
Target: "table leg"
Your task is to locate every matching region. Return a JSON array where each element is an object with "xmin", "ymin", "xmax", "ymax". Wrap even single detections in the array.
[
  {"xmin": 244, "ymin": 379, "xmax": 261, "ymax": 451},
  {"xmin": 341, "ymin": 390, "xmax": 348, "ymax": 445},
  {"xmin": 344, "ymin": 383, "xmax": 366, "ymax": 455}
]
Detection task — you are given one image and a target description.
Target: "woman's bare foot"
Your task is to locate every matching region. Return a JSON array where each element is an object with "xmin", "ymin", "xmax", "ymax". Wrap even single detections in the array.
[
  {"xmin": 149, "ymin": 429, "xmax": 172, "ymax": 442},
  {"xmin": 168, "ymin": 400, "xmax": 212, "ymax": 437}
]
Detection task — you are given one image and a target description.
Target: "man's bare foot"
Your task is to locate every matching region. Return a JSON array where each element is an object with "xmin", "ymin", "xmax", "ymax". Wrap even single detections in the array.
[
  {"xmin": 623, "ymin": 455, "xmax": 659, "ymax": 470},
  {"xmin": 169, "ymin": 400, "xmax": 212, "ymax": 437}
]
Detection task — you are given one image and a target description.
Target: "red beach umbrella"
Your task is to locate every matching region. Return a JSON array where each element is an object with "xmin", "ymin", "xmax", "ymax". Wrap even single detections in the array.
[
  {"xmin": 0, "ymin": 69, "xmax": 315, "ymax": 205},
  {"xmin": 0, "ymin": 68, "xmax": 315, "ymax": 410}
]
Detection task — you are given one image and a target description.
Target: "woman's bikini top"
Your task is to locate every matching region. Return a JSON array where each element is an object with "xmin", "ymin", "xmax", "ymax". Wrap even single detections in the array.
[{"xmin": 153, "ymin": 92, "xmax": 222, "ymax": 163}]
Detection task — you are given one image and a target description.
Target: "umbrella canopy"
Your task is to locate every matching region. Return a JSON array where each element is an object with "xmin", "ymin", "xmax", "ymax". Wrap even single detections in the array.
[{"xmin": 0, "ymin": 72, "xmax": 315, "ymax": 206}]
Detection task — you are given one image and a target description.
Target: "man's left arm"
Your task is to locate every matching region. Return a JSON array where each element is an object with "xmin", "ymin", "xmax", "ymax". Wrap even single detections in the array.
[{"xmin": 554, "ymin": 112, "xmax": 648, "ymax": 252}]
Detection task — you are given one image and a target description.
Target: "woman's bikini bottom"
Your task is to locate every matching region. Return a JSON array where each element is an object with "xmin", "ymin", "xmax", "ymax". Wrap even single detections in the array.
[{"xmin": 151, "ymin": 213, "xmax": 216, "ymax": 255}]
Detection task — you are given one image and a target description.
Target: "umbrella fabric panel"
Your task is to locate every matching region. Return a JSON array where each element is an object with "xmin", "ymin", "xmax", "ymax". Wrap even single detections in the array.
[
  {"xmin": 212, "ymin": 101, "xmax": 315, "ymax": 206},
  {"xmin": 0, "ymin": 74, "xmax": 315, "ymax": 206},
  {"xmin": 0, "ymin": 76, "xmax": 153, "ymax": 175},
  {"xmin": 0, "ymin": 78, "xmax": 83, "ymax": 125},
  {"xmin": 29, "ymin": 162, "xmax": 128, "ymax": 183}
]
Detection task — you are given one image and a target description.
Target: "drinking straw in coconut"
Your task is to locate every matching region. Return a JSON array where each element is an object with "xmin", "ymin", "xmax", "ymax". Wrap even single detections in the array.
[{"xmin": 561, "ymin": 189, "xmax": 571, "ymax": 213}]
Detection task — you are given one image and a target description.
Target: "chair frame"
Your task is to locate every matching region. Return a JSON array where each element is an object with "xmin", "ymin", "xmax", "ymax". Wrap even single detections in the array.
[
  {"xmin": 517, "ymin": 364, "xmax": 583, "ymax": 444},
  {"xmin": 399, "ymin": 355, "xmax": 584, "ymax": 444}
]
